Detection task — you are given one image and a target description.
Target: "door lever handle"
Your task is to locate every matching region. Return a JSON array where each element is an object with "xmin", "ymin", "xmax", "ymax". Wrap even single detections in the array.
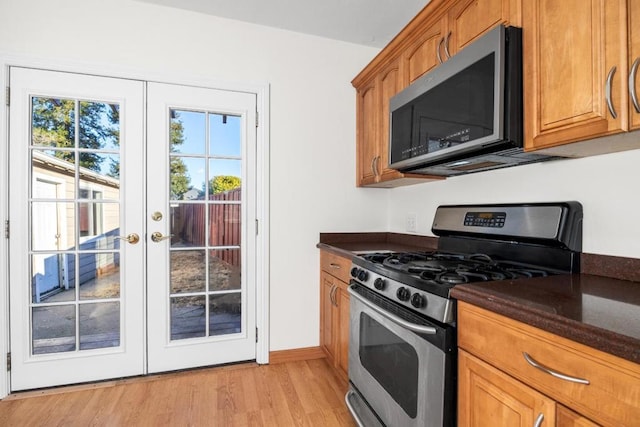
[
  {"xmin": 150, "ymin": 232, "xmax": 174, "ymax": 243},
  {"xmin": 115, "ymin": 233, "xmax": 140, "ymax": 244}
]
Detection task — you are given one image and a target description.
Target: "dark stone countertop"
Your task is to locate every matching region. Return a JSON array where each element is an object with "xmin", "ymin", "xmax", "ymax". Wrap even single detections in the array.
[
  {"xmin": 450, "ymin": 274, "xmax": 640, "ymax": 364},
  {"xmin": 317, "ymin": 232, "xmax": 438, "ymax": 259},
  {"xmin": 317, "ymin": 233, "xmax": 640, "ymax": 365}
]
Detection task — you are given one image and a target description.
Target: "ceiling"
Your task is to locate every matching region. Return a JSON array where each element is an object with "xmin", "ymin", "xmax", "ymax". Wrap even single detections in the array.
[{"xmin": 137, "ymin": 0, "xmax": 430, "ymax": 48}]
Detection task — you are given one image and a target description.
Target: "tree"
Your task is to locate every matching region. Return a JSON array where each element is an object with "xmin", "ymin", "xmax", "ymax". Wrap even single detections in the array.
[
  {"xmin": 31, "ymin": 98, "xmax": 120, "ymax": 173},
  {"xmin": 169, "ymin": 111, "xmax": 190, "ymax": 199},
  {"xmin": 209, "ymin": 175, "xmax": 241, "ymax": 194}
]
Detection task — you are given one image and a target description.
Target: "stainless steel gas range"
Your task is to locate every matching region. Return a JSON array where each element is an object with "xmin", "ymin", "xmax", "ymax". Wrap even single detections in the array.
[{"xmin": 345, "ymin": 202, "xmax": 583, "ymax": 427}]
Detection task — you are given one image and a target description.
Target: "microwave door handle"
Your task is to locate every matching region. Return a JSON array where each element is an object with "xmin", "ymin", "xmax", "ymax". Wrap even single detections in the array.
[{"xmin": 348, "ymin": 286, "xmax": 437, "ymax": 335}]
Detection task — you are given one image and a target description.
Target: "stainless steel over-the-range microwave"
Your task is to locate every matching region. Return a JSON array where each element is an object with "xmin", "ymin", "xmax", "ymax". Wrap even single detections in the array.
[{"xmin": 388, "ymin": 25, "xmax": 557, "ymax": 177}]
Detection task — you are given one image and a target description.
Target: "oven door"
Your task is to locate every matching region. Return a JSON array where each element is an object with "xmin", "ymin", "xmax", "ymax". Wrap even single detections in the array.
[{"xmin": 346, "ymin": 284, "xmax": 455, "ymax": 427}]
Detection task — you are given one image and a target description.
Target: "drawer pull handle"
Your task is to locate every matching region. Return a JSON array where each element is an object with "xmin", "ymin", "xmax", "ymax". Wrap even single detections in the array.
[
  {"xmin": 523, "ymin": 352, "xmax": 590, "ymax": 385},
  {"xmin": 329, "ymin": 263, "xmax": 341, "ymax": 269},
  {"xmin": 533, "ymin": 413, "xmax": 544, "ymax": 427}
]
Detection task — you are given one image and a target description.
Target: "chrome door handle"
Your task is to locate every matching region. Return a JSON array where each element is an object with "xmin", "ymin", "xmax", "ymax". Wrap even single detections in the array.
[
  {"xmin": 437, "ymin": 37, "xmax": 444, "ymax": 64},
  {"xmin": 605, "ymin": 65, "xmax": 618, "ymax": 119},
  {"xmin": 348, "ymin": 285, "xmax": 437, "ymax": 334},
  {"xmin": 630, "ymin": 57, "xmax": 640, "ymax": 113},
  {"xmin": 522, "ymin": 352, "xmax": 590, "ymax": 384},
  {"xmin": 115, "ymin": 233, "xmax": 140, "ymax": 244},
  {"xmin": 443, "ymin": 31, "xmax": 452, "ymax": 59},
  {"xmin": 533, "ymin": 413, "xmax": 544, "ymax": 427},
  {"xmin": 150, "ymin": 232, "xmax": 174, "ymax": 243}
]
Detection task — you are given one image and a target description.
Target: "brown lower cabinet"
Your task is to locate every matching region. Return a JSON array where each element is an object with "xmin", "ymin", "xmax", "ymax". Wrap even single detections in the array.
[
  {"xmin": 319, "ymin": 250, "xmax": 351, "ymax": 379},
  {"xmin": 457, "ymin": 301, "xmax": 640, "ymax": 427}
]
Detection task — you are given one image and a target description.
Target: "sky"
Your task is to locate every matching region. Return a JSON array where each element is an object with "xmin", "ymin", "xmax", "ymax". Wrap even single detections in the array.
[{"xmin": 171, "ymin": 110, "xmax": 243, "ymax": 193}]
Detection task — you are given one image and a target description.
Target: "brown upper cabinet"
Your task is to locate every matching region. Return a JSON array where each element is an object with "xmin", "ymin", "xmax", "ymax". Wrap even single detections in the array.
[
  {"xmin": 352, "ymin": 0, "xmax": 521, "ymax": 188},
  {"xmin": 353, "ymin": 0, "xmax": 640, "ymax": 187},
  {"xmin": 446, "ymin": 0, "xmax": 522, "ymax": 56},
  {"xmin": 523, "ymin": 0, "xmax": 640, "ymax": 155}
]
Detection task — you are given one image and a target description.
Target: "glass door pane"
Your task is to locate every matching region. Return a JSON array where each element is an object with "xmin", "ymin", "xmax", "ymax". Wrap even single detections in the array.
[
  {"xmin": 30, "ymin": 97, "xmax": 122, "ymax": 354},
  {"xmin": 168, "ymin": 110, "xmax": 242, "ymax": 341}
]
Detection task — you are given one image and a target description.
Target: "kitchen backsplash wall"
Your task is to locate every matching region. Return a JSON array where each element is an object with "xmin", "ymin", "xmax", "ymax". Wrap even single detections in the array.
[{"xmin": 386, "ymin": 148, "xmax": 640, "ymax": 259}]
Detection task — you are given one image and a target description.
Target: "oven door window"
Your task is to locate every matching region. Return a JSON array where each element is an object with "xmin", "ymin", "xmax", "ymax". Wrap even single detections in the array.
[{"xmin": 359, "ymin": 312, "xmax": 419, "ymax": 418}]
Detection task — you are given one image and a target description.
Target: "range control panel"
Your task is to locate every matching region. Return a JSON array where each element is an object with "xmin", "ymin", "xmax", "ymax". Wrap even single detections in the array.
[{"xmin": 464, "ymin": 211, "xmax": 506, "ymax": 228}]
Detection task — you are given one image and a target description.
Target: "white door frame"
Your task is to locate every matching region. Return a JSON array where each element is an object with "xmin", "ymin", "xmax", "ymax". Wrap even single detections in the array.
[{"xmin": 0, "ymin": 53, "xmax": 271, "ymax": 398}]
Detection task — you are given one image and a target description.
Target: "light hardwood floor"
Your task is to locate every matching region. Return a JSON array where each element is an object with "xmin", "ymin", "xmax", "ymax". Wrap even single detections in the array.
[{"xmin": 0, "ymin": 358, "xmax": 357, "ymax": 426}]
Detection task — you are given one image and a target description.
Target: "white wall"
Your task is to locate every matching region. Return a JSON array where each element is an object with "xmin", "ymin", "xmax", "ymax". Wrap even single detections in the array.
[
  {"xmin": 0, "ymin": 0, "xmax": 386, "ymax": 352},
  {"xmin": 387, "ymin": 148, "xmax": 640, "ymax": 259}
]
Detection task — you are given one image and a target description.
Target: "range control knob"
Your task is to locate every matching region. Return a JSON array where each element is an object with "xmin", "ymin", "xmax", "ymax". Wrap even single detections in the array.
[
  {"xmin": 396, "ymin": 287, "xmax": 411, "ymax": 301},
  {"xmin": 410, "ymin": 293, "xmax": 425, "ymax": 308},
  {"xmin": 350, "ymin": 267, "xmax": 359, "ymax": 278},
  {"xmin": 373, "ymin": 278, "xmax": 386, "ymax": 290},
  {"xmin": 357, "ymin": 269, "xmax": 369, "ymax": 282}
]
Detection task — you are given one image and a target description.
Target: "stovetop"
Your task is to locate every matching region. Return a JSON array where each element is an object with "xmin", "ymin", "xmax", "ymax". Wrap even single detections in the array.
[
  {"xmin": 348, "ymin": 202, "xmax": 583, "ymax": 324},
  {"xmin": 350, "ymin": 250, "xmax": 563, "ymax": 325}
]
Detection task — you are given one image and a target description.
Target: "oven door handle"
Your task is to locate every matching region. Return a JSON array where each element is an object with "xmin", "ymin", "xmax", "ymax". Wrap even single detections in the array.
[
  {"xmin": 344, "ymin": 390, "xmax": 367, "ymax": 427},
  {"xmin": 348, "ymin": 286, "xmax": 437, "ymax": 335}
]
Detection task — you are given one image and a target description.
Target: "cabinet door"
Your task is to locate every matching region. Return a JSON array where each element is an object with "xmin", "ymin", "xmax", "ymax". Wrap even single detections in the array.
[
  {"xmin": 630, "ymin": 0, "xmax": 640, "ymax": 130},
  {"xmin": 337, "ymin": 284, "xmax": 350, "ymax": 378},
  {"xmin": 458, "ymin": 350, "xmax": 556, "ymax": 427},
  {"xmin": 557, "ymin": 405, "xmax": 601, "ymax": 427},
  {"xmin": 377, "ymin": 58, "xmax": 404, "ymax": 180},
  {"xmin": 320, "ymin": 272, "xmax": 336, "ymax": 362},
  {"xmin": 447, "ymin": 0, "xmax": 521, "ymax": 55},
  {"xmin": 405, "ymin": 16, "xmax": 447, "ymax": 83},
  {"xmin": 356, "ymin": 81, "xmax": 378, "ymax": 186},
  {"xmin": 523, "ymin": 0, "xmax": 627, "ymax": 150}
]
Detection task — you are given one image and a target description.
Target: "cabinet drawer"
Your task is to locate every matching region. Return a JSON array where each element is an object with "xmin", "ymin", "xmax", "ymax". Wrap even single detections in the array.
[
  {"xmin": 458, "ymin": 302, "xmax": 640, "ymax": 427},
  {"xmin": 320, "ymin": 251, "xmax": 352, "ymax": 283}
]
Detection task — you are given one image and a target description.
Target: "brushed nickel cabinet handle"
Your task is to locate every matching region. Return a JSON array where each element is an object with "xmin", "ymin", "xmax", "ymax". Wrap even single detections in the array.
[
  {"xmin": 329, "ymin": 285, "xmax": 337, "ymax": 307},
  {"xmin": 605, "ymin": 66, "xmax": 618, "ymax": 119},
  {"xmin": 444, "ymin": 31, "xmax": 452, "ymax": 59},
  {"xmin": 533, "ymin": 413, "xmax": 544, "ymax": 427},
  {"xmin": 437, "ymin": 37, "xmax": 444, "ymax": 64},
  {"xmin": 329, "ymin": 263, "xmax": 341, "ymax": 269},
  {"xmin": 374, "ymin": 156, "xmax": 381, "ymax": 177},
  {"xmin": 630, "ymin": 57, "xmax": 640, "ymax": 113},
  {"xmin": 370, "ymin": 156, "xmax": 377, "ymax": 177},
  {"xmin": 523, "ymin": 352, "xmax": 590, "ymax": 385}
]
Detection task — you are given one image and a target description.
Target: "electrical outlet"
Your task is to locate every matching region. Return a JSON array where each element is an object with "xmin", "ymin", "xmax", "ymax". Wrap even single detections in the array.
[{"xmin": 406, "ymin": 212, "xmax": 417, "ymax": 232}]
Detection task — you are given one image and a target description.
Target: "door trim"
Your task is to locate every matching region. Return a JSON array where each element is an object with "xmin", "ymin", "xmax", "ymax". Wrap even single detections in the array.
[{"xmin": 0, "ymin": 54, "xmax": 271, "ymax": 398}]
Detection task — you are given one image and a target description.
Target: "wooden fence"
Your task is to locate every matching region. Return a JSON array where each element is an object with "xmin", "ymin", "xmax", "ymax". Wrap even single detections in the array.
[{"xmin": 172, "ymin": 187, "xmax": 241, "ymax": 267}]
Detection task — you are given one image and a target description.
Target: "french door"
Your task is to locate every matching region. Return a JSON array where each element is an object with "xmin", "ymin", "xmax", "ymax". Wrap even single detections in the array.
[{"xmin": 8, "ymin": 68, "xmax": 257, "ymax": 390}]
